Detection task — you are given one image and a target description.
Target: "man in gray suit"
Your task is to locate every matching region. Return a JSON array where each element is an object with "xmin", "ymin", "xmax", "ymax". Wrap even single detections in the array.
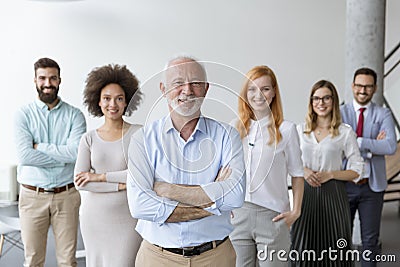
[{"xmin": 341, "ymin": 67, "xmax": 397, "ymax": 266}]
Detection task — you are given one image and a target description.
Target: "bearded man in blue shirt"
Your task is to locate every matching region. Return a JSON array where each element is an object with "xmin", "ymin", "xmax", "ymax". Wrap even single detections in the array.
[{"xmin": 15, "ymin": 57, "xmax": 86, "ymax": 267}]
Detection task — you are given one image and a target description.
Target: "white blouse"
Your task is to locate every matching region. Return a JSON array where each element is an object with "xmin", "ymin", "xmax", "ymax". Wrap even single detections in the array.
[
  {"xmin": 232, "ymin": 117, "xmax": 304, "ymax": 213},
  {"xmin": 296, "ymin": 123, "xmax": 364, "ymax": 178}
]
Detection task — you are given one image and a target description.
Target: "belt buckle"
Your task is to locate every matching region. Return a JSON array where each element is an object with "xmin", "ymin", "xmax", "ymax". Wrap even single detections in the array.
[
  {"xmin": 43, "ymin": 188, "xmax": 55, "ymax": 194},
  {"xmin": 182, "ymin": 246, "xmax": 199, "ymax": 257}
]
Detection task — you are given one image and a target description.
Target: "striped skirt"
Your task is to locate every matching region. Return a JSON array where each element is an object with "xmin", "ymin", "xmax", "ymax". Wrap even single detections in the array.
[{"xmin": 290, "ymin": 180, "xmax": 354, "ymax": 267}]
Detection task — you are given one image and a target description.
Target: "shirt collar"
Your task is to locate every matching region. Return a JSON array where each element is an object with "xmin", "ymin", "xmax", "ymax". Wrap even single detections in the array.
[
  {"xmin": 35, "ymin": 97, "xmax": 63, "ymax": 111},
  {"xmin": 163, "ymin": 114, "xmax": 207, "ymax": 135},
  {"xmin": 163, "ymin": 115, "xmax": 175, "ymax": 133},
  {"xmin": 250, "ymin": 114, "xmax": 272, "ymax": 127},
  {"xmin": 352, "ymin": 99, "xmax": 371, "ymax": 112}
]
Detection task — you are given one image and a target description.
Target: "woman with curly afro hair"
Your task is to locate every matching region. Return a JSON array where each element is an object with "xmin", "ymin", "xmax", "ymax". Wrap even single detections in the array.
[{"xmin": 74, "ymin": 64, "xmax": 143, "ymax": 267}]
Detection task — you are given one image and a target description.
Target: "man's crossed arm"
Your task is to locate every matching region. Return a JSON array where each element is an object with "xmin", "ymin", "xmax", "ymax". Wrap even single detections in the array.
[{"xmin": 154, "ymin": 167, "xmax": 232, "ymax": 222}]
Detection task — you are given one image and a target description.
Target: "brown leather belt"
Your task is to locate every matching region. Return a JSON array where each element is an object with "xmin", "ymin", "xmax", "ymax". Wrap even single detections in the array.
[
  {"xmin": 157, "ymin": 236, "xmax": 228, "ymax": 257},
  {"xmin": 22, "ymin": 183, "xmax": 75, "ymax": 194},
  {"xmin": 357, "ymin": 178, "xmax": 369, "ymax": 185}
]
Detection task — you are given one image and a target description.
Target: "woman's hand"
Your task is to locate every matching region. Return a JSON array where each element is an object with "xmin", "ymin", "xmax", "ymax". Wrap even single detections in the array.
[
  {"xmin": 304, "ymin": 167, "xmax": 321, "ymax": 187},
  {"xmin": 272, "ymin": 210, "xmax": 301, "ymax": 228},
  {"xmin": 74, "ymin": 172, "xmax": 106, "ymax": 186},
  {"xmin": 118, "ymin": 183, "xmax": 126, "ymax": 191},
  {"xmin": 315, "ymin": 171, "xmax": 333, "ymax": 184}
]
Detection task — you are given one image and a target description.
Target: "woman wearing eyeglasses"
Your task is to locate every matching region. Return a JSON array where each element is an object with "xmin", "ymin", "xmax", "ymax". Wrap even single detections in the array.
[
  {"xmin": 230, "ymin": 65, "xmax": 304, "ymax": 267},
  {"xmin": 290, "ymin": 80, "xmax": 364, "ymax": 267}
]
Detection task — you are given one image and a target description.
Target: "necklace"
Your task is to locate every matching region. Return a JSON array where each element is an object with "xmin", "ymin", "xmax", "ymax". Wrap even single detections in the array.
[{"xmin": 315, "ymin": 126, "xmax": 329, "ymax": 135}]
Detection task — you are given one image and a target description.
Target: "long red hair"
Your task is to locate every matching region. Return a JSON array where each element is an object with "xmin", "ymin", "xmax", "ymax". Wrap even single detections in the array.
[{"xmin": 236, "ymin": 65, "xmax": 283, "ymax": 145}]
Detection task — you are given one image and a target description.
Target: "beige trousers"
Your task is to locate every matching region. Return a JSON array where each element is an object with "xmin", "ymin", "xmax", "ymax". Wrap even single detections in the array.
[
  {"xmin": 136, "ymin": 238, "xmax": 236, "ymax": 267},
  {"xmin": 19, "ymin": 185, "xmax": 81, "ymax": 267}
]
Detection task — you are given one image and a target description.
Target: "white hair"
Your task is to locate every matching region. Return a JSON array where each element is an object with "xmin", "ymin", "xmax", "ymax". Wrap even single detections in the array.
[{"xmin": 161, "ymin": 53, "xmax": 207, "ymax": 84}]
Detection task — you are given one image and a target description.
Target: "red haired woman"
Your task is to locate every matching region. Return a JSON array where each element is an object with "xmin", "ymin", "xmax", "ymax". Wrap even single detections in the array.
[{"xmin": 230, "ymin": 65, "xmax": 304, "ymax": 266}]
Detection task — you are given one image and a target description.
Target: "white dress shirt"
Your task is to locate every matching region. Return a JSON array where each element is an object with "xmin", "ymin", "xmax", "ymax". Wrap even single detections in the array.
[
  {"xmin": 233, "ymin": 117, "xmax": 304, "ymax": 213},
  {"xmin": 297, "ymin": 123, "xmax": 364, "ymax": 179},
  {"xmin": 353, "ymin": 99, "xmax": 372, "ymax": 178}
]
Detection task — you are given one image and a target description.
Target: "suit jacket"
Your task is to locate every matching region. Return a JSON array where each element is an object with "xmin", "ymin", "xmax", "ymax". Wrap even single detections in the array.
[{"xmin": 341, "ymin": 102, "xmax": 397, "ymax": 192}]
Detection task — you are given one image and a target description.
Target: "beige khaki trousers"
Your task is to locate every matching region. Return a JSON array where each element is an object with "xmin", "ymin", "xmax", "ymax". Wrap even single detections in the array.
[
  {"xmin": 19, "ymin": 185, "xmax": 81, "ymax": 267},
  {"xmin": 136, "ymin": 238, "xmax": 236, "ymax": 267}
]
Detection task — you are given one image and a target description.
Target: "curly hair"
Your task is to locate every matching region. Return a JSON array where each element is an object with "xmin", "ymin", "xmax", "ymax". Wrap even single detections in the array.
[
  {"xmin": 83, "ymin": 64, "xmax": 142, "ymax": 117},
  {"xmin": 237, "ymin": 65, "xmax": 283, "ymax": 145}
]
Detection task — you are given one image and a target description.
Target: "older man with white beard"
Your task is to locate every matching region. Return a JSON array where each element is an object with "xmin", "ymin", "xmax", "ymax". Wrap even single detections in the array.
[{"xmin": 127, "ymin": 55, "xmax": 246, "ymax": 267}]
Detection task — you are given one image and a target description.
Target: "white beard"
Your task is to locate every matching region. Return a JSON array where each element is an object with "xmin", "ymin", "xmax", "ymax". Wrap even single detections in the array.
[{"xmin": 168, "ymin": 96, "xmax": 204, "ymax": 117}]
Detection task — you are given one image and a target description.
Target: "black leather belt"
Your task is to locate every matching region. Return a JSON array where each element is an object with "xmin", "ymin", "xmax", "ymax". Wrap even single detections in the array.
[
  {"xmin": 159, "ymin": 236, "xmax": 228, "ymax": 257},
  {"xmin": 357, "ymin": 178, "xmax": 368, "ymax": 185},
  {"xmin": 22, "ymin": 183, "xmax": 75, "ymax": 194}
]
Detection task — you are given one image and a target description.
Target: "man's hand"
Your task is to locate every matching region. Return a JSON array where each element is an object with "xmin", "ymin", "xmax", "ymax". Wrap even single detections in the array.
[
  {"xmin": 74, "ymin": 172, "xmax": 106, "ymax": 186},
  {"xmin": 153, "ymin": 166, "xmax": 231, "ymax": 200},
  {"xmin": 153, "ymin": 181, "xmax": 213, "ymax": 208},
  {"xmin": 376, "ymin": 130, "xmax": 386, "ymax": 140},
  {"xmin": 166, "ymin": 204, "xmax": 213, "ymax": 223},
  {"xmin": 214, "ymin": 166, "xmax": 232, "ymax": 182}
]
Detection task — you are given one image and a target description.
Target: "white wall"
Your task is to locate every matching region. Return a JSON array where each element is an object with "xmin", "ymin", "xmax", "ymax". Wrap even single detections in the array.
[{"xmin": 0, "ymin": 0, "xmax": 398, "ymax": 165}]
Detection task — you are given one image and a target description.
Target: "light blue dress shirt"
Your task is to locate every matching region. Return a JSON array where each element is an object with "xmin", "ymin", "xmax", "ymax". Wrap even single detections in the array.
[
  {"xmin": 127, "ymin": 115, "xmax": 245, "ymax": 248},
  {"xmin": 15, "ymin": 98, "xmax": 86, "ymax": 188}
]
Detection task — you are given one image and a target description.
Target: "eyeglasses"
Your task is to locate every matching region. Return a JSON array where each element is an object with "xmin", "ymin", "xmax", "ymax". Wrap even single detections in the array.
[
  {"xmin": 311, "ymin": 95, "xmax": 333, "ymax": 104},
  {"xmin": 170, "ymin": 81, "xmax": 205, "ymax": 89},
  {"xmin": 354, "ymin": 83, "xmax": 375, "ymax": 90}
]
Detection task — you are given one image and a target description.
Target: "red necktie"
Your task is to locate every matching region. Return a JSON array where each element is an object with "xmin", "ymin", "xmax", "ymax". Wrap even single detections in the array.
[{"xmin": 356, "ymin": 107, "xmax": 366, "ymax": 137}]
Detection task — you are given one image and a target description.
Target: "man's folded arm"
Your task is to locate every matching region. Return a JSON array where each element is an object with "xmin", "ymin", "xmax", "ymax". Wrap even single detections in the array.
[
  {"xmin": 15, "ymin": 110, "xmax": 64, "ymax": 167},
  {"xmin": 360, "ymin": 109, "xmax": 397, "ymax": 156},
  {"xmin": 35, "ymin": 112, "xmax": 86, "ymax": 163}
]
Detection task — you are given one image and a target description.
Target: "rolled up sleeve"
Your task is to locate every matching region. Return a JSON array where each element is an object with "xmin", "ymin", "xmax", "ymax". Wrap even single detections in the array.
[
  {"xmin": 286, "ymin": 123, "xmax": 304, "ymax": 177},
  {"xmin": 36, "ymin": 111, "xmax": 86, "ymax": 163}
]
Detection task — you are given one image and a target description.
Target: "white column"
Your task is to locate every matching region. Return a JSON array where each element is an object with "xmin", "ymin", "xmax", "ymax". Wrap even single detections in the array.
[{"xmin": 345, "ymin": 0, "xmax": 386, "ymax": 105}]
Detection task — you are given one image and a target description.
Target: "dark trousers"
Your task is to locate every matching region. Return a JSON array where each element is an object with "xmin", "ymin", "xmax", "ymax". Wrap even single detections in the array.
[{"xmin": 346, "ymin": 182, "xmax": 384, "ymax": 267}]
